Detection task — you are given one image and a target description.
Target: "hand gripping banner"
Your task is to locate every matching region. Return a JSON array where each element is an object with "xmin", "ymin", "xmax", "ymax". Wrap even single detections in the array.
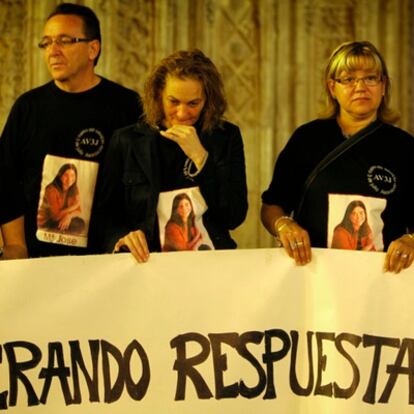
[{"xmin": 0, "ymin": 248, "xmax": 413, "ymax": 413}]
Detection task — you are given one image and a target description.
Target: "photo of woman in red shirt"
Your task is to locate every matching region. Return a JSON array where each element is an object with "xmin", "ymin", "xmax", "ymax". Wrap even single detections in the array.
[
  {"xmin": 331, "ymin": 200, "xmax": 375, "ymax": 251},
  {"xmin": 162, "ymin": 193, "xmax": 203, "ymax": 251},
  {"xmin": 37, "ymin": 163, "xmax": 85, "ymax": 234}
]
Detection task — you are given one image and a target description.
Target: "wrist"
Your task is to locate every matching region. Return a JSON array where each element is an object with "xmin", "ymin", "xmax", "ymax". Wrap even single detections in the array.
[
  {"xmin": 1, "ymin": 245, "xmax": 28, "ymax": 260},
  {"xmin": 193, "ymin": 150, "xmax": 208, "ymax": 170},
  {"xmin": 274, "ymin": 215, "xmax": 294, "ymax": 237},
  {"xmin": 184, "ymin": 152, "xmax": 209, "ymax": 179}
]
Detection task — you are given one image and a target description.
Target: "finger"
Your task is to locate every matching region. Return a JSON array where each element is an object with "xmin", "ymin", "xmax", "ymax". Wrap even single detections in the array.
[
  {"xmin": 126, "ymin": 241, "xmax": 146, "ymax": 263},
  {"xmin": 114, "ymin": 232, "xmax": 149, "ymax": 263},
  {"xmin": 292, "ymin": 239, "xmax": 308, "ymax": 266},
  {"xmin": 163, "ymin": 126, "xmax": 199, "ymax": 144},
  {"xmin": 384, "ymin": 245, "xmax": 398, "ymax": 272},
  {"xmin": 295, "ymin": 239, "xmax": 311, "ymax": 265},
  {"xmin": 383, "ymin": 249, "xmax": 393, "ymax": 272},
  {"xmin": 303, "ymin": 235, "xmax": 312, "ymax": 263},
  {"xmin": 159, "ymin": 130, "xmax": 179, "ymax": 142},
  {"xmin": 113, "ymin": 240, "xmax": 126, "ymax": 253},
  {"xmin": 126, "ymin": 233, "xmax": 149, "ymax": 263},
  {"xmin": 394, "ymin": 253, "xmax": 408, "ymax": 274},
  {"xmin": 160, "ymin": 130, "xmax": 191, "ymax": 156},
  {"xmin": 169, "ymin": 125, "xmax": 195, "ymax": 135},
  {"xmin": 280, "ymin": 231, "xmax": 311, "ymax": 265},
  {"xmin": 292, "ymin": 242, "xmax": 303, "ymax": 265},
  {"xmin": 280, "ymin": 236, "xmax": 293, "ymax": 258},
  {"xmin": 405, "ymin": 253, "xmax": 414, "ymax": 269},
  {"xmin": 387, "ymin": 248, "xmax": 409, "ymax": 273},
  {"xmin": 384, "ymin": 233, "xmax": 414, "ymax": 273},
  {"xmin": 160, "ymin": 125, "xmax": 190, "ymax": 140},
  {"xmin": 396, "ymin": 252, "xmax": 413, "ymax": 273},
  {"xmin": 285, "ymin": 237, "xmax": 302, "ymax": 265},
  {"xmin": 128, "ymin": 230, "xmax": 149, "ymax": 263},
  {"xmin": 286, "ymin": 236, "xmax": 298, "ymax": 261},
  {"xmin": 135, "ymin": 231, "xmax": 150, "ymax": 259},
  {"xmin": 388, "ymin": 249, "xmax": 400, "ymax": 273}
]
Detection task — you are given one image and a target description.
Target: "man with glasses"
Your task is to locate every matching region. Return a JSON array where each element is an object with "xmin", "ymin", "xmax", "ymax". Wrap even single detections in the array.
[{"xmin": 0, "ymin": 2, "xmax": 142, "ymax": 259}]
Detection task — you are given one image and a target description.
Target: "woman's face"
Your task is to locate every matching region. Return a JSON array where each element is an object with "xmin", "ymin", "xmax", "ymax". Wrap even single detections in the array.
[
  {"xmin": 328, "ymin": 60, "xmax": 385, "ymax": 122},
  {"xmin": 177, "ymin": 199, "xmax": 192, "ymax": 220},
  {"xmin": 161, "ymin": 75, "xmax": 205, "ymax": 128},
  {"xmin": 61, "ymin": 168, "xmax": 76, "ymax": 191},
  {"xmin": 350, "ymin": 206, "xmax": 366, "ymax": 229}
]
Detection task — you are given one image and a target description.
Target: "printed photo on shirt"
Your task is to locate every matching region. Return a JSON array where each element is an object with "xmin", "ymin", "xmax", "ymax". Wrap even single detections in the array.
[
  {"xmin": 327, "ymin": 194, "xmax": 386, "ymax": 252},
  {"xmin": 157, "ymin": 187, "xmax": 214, "ymax": 252},
  {"xmin": 36, "ymin": 155, "xmax": 98, "ymax": 248}
]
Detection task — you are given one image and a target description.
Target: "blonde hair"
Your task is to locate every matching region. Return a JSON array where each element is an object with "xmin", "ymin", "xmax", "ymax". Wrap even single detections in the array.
[
  {"xmin": 143, "ymin": 49, "xmax": 227, "ymax": 132},
  {"xmin": 319, "ymin": 41, "xmax": 399, "ymax": 124}
]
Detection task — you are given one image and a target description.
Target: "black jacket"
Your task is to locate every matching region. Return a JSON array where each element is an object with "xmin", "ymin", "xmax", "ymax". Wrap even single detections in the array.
[{"xmin": 97, "ymin": 120, "xmax": 248, "ymax": 252}]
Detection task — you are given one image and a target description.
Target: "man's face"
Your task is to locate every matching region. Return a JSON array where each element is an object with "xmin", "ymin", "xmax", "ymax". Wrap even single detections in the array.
[{"xmin": 41, "ymin": 14, "xmax": 99, "ymax": 90}]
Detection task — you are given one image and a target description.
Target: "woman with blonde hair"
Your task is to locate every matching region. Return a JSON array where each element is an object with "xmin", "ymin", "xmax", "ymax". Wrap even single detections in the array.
[{"xmin": 261, "ymin": 41, "xmax": 414, "ymax": 273}]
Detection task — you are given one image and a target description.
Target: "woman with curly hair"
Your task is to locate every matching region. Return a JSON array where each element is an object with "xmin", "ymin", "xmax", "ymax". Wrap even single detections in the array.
[{"xmin": 98, "ymin": 49, "xmax": 247, "ymax": 262}]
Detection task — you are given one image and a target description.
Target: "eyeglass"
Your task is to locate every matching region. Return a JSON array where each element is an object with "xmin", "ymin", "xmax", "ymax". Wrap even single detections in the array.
[
  {"xmin": 38, "ymin": 35, "xmax": 94, "ymax": 50},
  {"xmin": 335, "ymin": 75, "xmax": 382, "ymax": 87}
]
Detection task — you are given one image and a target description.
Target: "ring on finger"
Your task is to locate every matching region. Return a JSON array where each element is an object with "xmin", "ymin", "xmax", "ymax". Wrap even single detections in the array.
[
  {"xmin": 402, "ymin": 253, "xmax": 409, "ymax": 259},
  {"xmin": 395, "ymin": 250, "xmax": 401, "ymax": 256},
  {"xmin": 296, "ymin": 240, "xmax": 304, "ymax": 246}
]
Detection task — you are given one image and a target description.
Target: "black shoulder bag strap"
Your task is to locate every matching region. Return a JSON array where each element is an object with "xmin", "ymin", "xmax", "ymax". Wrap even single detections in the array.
[{"xmin": 295, "ymin": 120, "xmax": 383, "ymax": 219}]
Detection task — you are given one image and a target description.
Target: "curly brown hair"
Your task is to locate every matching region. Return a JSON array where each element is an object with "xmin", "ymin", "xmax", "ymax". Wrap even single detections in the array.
[{"xmin": 143, "ymin": 49, "xmax": 227, "ymax": 132}]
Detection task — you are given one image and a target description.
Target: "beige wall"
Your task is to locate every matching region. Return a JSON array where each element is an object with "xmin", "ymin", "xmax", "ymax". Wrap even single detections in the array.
[{"xmin": 1, "ymin": 0, "xmax": 413, "ymax": 249}]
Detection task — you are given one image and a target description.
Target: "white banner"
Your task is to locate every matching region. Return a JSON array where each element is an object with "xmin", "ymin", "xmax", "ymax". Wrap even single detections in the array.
[{"xmin": 0, "ymin": 248, "xmax": 413, "ymax": 413}]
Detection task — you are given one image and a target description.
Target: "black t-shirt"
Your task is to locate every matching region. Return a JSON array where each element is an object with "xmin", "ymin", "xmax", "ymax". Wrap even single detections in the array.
[
  {"xmin": 0, "ymin": 78, "xmax": 142, "ymax": 257},
  {"xmin": 262, "ymin": 119, "xmax": 414, "ymax": 250}
]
